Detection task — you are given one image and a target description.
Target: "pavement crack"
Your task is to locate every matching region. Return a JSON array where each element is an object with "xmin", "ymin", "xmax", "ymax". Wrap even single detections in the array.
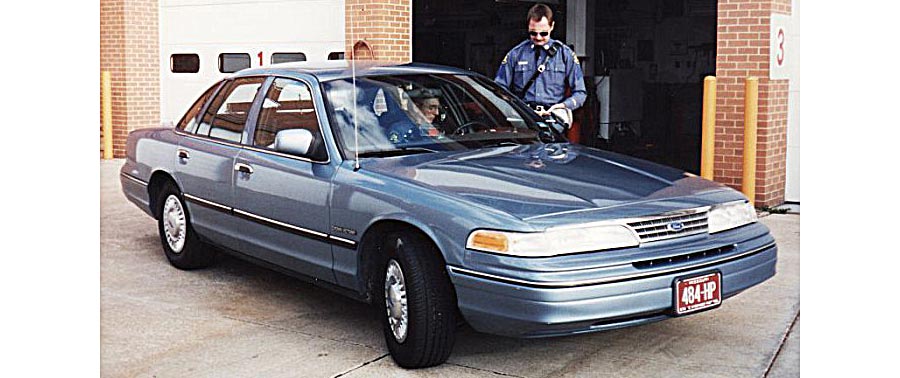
[
  {"xmin": 445, "ymin": 362, "xmax": 527, "ymax": 377},
  {"xmin": 332, "ymin": 353, "xmax": 389, "ymax": 377},
  {"xmin": 762, "ymin": 309, "xmax": 800, "ymax": 378}
]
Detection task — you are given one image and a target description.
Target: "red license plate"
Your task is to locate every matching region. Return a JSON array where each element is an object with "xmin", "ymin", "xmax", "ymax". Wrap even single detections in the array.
[{"xmin": 674, "ymin": 272, "xmax": 722, "ymax": 315}]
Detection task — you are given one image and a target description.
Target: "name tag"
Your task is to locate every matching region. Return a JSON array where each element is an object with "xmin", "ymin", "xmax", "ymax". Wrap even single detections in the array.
[{"xmin": 517, "ymin": 61, "xmax": 529, "ymax": 65}]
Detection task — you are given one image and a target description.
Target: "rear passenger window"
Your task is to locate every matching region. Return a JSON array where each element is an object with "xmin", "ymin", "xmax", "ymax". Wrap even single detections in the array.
[
  {"xmin": 196, "ymin": 77, "xmax": 265, "ymax": 143},
  {"xmin": 219, "ymin": 53, "xmax": 251, "ymax": 73},
  {"xmin": 254, "ymin": 78, "xmax": 326, "ymax": 161},
  {"xmin": 171, "ymin": 54, "xmax": 200, "ymax": 73},
  {"xmin": 328, "ymin": 52, "xmax": 345, "ymax": 60},
  {"xmin": 271, "ymin": 53, "xmax": 306, "ymax": 64},
  {"xmin": 176, "ymin": 82, "xmax": 221, "ymax": 133}
]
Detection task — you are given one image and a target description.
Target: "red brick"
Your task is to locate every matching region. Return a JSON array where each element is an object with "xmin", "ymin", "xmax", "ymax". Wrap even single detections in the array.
[
  {"xmin": 346, "ymin": 0, "xmax": 411, "ymax": 62},
  {"xmin": 716, "ymin": 0, "xmax": 791, "ymax": 206},
  {"xmin": 101, "ymin": 0, "xmax": 160, "ymax": 158}
]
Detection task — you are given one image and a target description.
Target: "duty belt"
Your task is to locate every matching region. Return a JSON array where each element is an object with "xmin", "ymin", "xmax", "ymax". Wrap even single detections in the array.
[{"xmin": 526, "ymin": 102, "xmax": 553, "ymax": 112}]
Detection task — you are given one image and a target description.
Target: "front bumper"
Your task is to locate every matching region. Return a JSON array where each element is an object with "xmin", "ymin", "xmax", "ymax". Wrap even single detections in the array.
[{"xmin": 448, "ymin": 226, "xmax": 777, "ymax": 338}]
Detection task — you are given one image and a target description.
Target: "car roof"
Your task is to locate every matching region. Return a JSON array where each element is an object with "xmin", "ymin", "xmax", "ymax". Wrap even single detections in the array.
[{"xmin": 232, "ymin": 60, "xmax": 475, "ymax": 82}]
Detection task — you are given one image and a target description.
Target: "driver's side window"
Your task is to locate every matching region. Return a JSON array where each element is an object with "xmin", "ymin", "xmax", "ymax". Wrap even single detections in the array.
[{"xmin": 253, "ymin": 78, "xmax": 327, "ymax": 161}]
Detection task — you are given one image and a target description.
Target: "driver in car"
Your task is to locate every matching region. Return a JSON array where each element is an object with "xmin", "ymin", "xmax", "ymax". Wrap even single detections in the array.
[
  {"xmin": 416, "ymin": 96, "xmax": 441, "ymax": 124},
  {"xmin": 410, "ymin": 88, "xmax": 445, "ymax": 136},
  {"xmin": 387, "ymin": 88, "xmax": 445, "ymax": 144}
]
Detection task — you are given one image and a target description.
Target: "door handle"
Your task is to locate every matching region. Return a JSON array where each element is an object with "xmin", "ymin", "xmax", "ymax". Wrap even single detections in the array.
[
  {"xmin": 177, "ymin": 149, "xmax": 190, "ymax": 160},
  {"xmin": 234, "ymin": 163, "xmax": 254, "ymax": 175}
]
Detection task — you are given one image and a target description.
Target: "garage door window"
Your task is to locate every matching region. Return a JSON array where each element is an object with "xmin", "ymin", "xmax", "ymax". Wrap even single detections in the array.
[
  {"xmin": 271, "ymin": 53, "xmax": 306, "ymax": 64},
  {"xmin": 171, "ymin": 54, "xmax": 200, "ymax": 73},
  {"xmin": 219, "ymin": 53, "xmax": 251, "ymax": 73}
]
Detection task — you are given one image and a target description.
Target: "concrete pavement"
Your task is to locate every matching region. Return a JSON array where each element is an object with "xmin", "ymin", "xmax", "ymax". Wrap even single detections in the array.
[{"xmin": 101, "ymin": 159, "xmax": 799, "ymax": 377}]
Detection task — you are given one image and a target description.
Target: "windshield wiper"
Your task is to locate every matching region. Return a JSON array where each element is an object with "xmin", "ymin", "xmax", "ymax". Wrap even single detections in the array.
[{"xmin": 357, "ymin": 147, "xmax": 436, "ymax": 158}]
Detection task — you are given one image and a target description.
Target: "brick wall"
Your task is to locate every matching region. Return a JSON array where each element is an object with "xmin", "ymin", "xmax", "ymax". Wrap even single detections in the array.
[
  {"xmin": 345, "ymin": 0, "xmax": 411, "ymax": 62},
  {"xmin": 100, "ymin": 0, "xmax": 124, "ymax": 157},
  {"xmin": 100, "ymin": 0, "xmax": 160, "ymax": 158},
  {"xmin": 716, "ymin": 0, "xmax": 792, "ymax": 206}
]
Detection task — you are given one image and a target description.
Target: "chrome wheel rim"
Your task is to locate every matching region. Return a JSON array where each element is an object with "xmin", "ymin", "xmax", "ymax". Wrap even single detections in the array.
[
  {"xmin": 384, "ymin": 258, "xmax": 409, "ymax": 343},
  {"xmin": 162, "ymin": 195, "xmax": 187, "ymax": 253}
]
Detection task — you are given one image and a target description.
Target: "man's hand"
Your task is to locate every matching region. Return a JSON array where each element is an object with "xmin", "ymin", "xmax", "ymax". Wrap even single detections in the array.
[{"xmin": 535, "ymin": 103, "xmax": 566, "ymax": 116}]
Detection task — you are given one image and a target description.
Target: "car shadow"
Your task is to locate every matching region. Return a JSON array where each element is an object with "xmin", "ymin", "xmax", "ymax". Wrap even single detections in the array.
[
  {"xmin": 190, "ymin": 250, "xmax": 385, "ymax": 349},
  {"xmin": 182, "ymin": 249, "xmax": 569, "ymax": 359}
]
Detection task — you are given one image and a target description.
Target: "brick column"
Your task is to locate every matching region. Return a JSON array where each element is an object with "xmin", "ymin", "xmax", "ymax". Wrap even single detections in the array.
[
  {"xmin": 100, "ymin": 0, "xmax": 160, "ymax": 158},
  {"xmin": 715, "ymin": 0, "xmax": 792, "ymax": 206},
  {"xmin": 345, "ymin": 0, "xmax": 411, "ymax": 62}
]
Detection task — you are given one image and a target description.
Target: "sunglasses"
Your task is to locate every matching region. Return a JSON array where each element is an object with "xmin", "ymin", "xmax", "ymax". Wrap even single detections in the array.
[{"xmin": 529, "ymin": 31, "xmax": 549, "ymax": 37}]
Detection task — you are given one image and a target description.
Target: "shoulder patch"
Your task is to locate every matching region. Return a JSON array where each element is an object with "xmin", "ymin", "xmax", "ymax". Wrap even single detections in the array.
[
  {"xmin": 501, "ymin": 53, "xmax": 508, "ymax": 65},
  {"xmin": 555, "ymin": 42, "xmax": 580, "ymax": 65}
]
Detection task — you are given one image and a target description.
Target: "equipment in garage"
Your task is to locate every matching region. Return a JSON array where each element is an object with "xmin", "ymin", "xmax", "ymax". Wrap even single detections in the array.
[{"xmin": 595, "ymin": 69, "xmax": 642, "ymax": 142}]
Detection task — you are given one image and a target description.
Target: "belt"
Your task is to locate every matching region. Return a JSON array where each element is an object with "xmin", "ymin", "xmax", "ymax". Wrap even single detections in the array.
[{"xmin": 526, "ymin": 102, "xmax": 553, "ymax": 112}]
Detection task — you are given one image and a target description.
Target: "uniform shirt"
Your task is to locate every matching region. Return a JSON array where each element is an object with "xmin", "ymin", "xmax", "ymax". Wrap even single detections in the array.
[{"xmin": 494, "ymin": 38, "xmax": 587, "ymax": 110}]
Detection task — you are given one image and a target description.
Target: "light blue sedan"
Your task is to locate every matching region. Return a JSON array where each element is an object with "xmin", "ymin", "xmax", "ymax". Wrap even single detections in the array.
[{"xmin": 120, "ymin": 61, "xmax": 776, "ymax": 368}]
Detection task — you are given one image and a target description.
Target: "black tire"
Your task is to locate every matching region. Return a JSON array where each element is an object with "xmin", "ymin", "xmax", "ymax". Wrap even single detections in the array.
[
  {"xmin": 380, "ymin": 232, "xmax": 456, "ymax": 368},
  {"xmin": 155, "ymin": 181, "xmax": 215, "ymax": 270}
]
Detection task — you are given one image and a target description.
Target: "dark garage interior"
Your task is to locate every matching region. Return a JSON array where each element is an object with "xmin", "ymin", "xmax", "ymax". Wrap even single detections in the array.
[{"xmin": 413, "ymin": 0, "xmax": 717, "ymax": 173}]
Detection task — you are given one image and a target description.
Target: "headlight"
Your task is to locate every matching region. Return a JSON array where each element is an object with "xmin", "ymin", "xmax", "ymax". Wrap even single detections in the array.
[
  {"xmin": 708, "ymin": 200, "xmax": 758, "ymax": 234},
  {"xmin": 466, "ymin": 224, "xmax": 639, "ymax": 257}
]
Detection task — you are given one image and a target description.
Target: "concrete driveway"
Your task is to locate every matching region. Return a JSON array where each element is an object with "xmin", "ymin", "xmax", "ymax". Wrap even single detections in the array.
[{"xmin": 101, "ymin": 159, "xmax": 799, "ymax": 377}]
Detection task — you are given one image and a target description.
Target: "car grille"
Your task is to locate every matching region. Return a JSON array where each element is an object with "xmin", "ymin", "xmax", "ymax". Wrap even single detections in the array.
[
  {"xmin": 626, "ymin": 209, "xmax": 709, "ymax": 243},
  {"xmin": 632, "ymin": 244, "xmax": 736, "ymax": 270}
]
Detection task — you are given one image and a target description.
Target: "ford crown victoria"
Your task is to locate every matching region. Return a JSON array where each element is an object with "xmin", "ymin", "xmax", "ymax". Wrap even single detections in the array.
[{"xmin": 120, "ymin": 61, "xmax": 777, "ymax": 368}]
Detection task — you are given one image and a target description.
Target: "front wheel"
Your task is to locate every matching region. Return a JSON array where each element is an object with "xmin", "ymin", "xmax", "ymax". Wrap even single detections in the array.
[
  {"xmin": 380, "ymin": 232, "xmax": 456, "ymax": 368},
  {"xmin": 156, "ymin": 182, "xmax": 215, "ymax": 270}
]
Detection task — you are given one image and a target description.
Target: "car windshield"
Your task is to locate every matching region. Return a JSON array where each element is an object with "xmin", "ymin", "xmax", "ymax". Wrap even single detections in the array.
[{"xmin": 322, "ymin": 74, "xmax": 556, "ymax": 158}]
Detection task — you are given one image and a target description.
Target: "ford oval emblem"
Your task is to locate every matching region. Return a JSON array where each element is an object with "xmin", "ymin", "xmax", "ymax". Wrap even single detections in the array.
[{"xmin": 668, "ymin": 221, "xmax": 685, "ymax": 232}]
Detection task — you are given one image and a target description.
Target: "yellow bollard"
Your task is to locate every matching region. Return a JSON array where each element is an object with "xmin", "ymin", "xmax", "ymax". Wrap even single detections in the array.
[
  {"xmin": 101, "ymin": 71, "xmax": 113, "ymax": 159},
  {"xmin": 700, "ymin": 76, "xmax": 717, "ymax": 180},
  {"xmin": 742, "ymin": 77, "xmax": 759, "ymax": 204}
]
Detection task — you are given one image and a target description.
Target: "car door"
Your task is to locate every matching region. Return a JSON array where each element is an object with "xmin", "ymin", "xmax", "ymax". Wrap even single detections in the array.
[
  {"xmin": 231, "ymin": 77, "xmax": 338, "ymax": 282},
  {"xmin": 175, "ymin": 76, "xmax": 266, "ymax": 246}
]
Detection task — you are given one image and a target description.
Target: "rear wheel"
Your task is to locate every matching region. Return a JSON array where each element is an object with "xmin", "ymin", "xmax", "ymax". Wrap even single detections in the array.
[
  {"xmin": 156, "ymin": 182, "xmax": 215, "ymax": 270},
  {"xmin": 380, "ymin": 232, "xmax": 456, "ymax": 368}
]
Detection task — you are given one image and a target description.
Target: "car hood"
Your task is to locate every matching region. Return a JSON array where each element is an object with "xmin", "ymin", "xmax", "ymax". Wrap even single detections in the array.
[{"xmin": 362, "ymin": 143, "xmax": 732, "ymax": 223}]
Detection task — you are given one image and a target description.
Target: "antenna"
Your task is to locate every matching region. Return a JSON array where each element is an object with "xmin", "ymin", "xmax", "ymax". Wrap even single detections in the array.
[{"xmin": 351, "ymin": 5, "xmax": 360, "ymax": 171}]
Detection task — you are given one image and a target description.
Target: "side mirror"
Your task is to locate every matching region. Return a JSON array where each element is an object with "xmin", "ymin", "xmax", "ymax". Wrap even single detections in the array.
[{"xmin": 273, "ymin": 129, "xmax": 314, "ymax": 157}]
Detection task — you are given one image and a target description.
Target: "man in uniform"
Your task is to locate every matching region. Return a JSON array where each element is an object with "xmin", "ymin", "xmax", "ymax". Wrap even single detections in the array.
[{"xmin": 495, "ymin": 3, "xmax": 586, "ymax": 121}]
